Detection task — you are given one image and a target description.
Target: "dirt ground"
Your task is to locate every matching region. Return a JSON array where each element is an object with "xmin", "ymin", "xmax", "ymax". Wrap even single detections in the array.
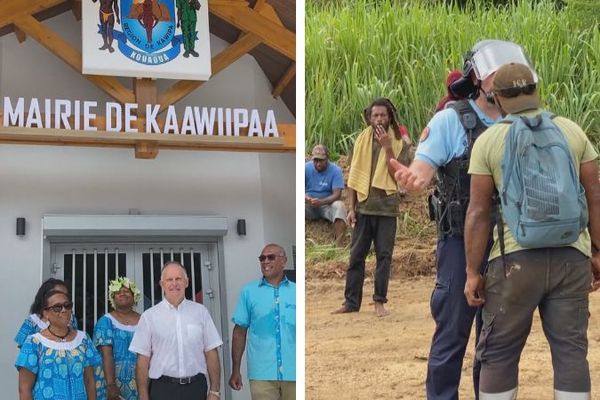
[
  {"xmin": 305, "ymin": 157, "xmax": 600, "ymax": 399},
  {"xmin": 305, "ymin": 276, "xmax": 600, "ymax": 400}
]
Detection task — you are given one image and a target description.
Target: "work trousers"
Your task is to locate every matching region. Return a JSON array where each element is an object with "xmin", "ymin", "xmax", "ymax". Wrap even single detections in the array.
[
  {"xmin": 426, "ymin": 236, "xmax": 489, "ymax": 400},
  {"xmin": 343, "ymin": 213, "xmax": 396, "ymax": 311},
  {"xmin": 150, "ymin": 374, "xmax": 208, "ymax": 400},
  {"xmin": 478, "ymin": 247, "xmax": 591, "ymax": 395},
  {"xmin": 250, "ymin": 380, "xmax": 296, "ymax": 400}
]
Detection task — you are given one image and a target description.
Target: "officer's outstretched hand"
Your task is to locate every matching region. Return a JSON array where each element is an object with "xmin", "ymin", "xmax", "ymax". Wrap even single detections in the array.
[
  {"xmin": 464, "ymin": 272, "xmax": 485, "ymax": 307},
  {"xmin": 590, "ymin": 252, "xmax": 600, "ymax": 292},
  {"xmin": 389, "ymin": 159, "xmax": 427, "ymax": 192}
]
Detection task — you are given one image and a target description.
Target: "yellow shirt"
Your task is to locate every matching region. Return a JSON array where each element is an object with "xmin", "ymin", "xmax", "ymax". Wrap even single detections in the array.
[{"xmin": 468, "ymin": 109, "xmax": 598, "ymax": 260}]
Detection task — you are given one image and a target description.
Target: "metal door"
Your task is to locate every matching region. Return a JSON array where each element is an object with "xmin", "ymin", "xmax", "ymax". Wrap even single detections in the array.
[{"xmin": 51, "ymin": 242, "xmax": 219, "ymax": 336}]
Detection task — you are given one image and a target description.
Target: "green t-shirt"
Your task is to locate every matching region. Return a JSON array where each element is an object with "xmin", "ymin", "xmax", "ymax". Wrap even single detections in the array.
[{"xmin": 468, "ymin": 109, "xmax": 598, "ymax": 260}]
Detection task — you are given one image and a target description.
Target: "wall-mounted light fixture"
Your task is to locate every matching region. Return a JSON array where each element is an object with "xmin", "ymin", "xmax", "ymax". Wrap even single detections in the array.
[
  {"xmin": 16, "ymin": 217, "xmax": 26, "ymax": 236},
  {"xmin": 237, "ymin": 219, "xmax": 247, "ymax": 236}
]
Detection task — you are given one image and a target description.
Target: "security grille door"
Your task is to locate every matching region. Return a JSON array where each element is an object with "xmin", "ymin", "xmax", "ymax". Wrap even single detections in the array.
[{"xmin": 52, "ymin": 243, "xmax": 219, "ymax": 337}]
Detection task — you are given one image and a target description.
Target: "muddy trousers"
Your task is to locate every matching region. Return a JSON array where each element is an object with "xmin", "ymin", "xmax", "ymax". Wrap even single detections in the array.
[
  {"xmin": 343, "ymin": 213, "xmax": 396, "ymax": 311},
  {"xmin": 478, "ymin": 248, "xmax": 591, "ymax": 398},
  {"xmin": 427, "ymin": 237, "xmax": 488, "ymax": 400}
]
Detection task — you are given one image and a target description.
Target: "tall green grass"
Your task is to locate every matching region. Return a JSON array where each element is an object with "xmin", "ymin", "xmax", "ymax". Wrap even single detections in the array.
[{"xmin": 306, "ymin": 0, "xmax": 600, "ymax": 157}]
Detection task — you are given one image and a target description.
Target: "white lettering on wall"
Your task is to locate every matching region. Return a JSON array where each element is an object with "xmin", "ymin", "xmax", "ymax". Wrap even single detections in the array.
[
  {"xmin": 3, "ymin": 97, "xmax": 25, "ymax": 127},
  {"xmin": 106, "ymin": 102, "xmax": 122, "ymax": 132},
  {"xmin": 2, "ymin": 97, "xmax": 282, "ymax": 139}
]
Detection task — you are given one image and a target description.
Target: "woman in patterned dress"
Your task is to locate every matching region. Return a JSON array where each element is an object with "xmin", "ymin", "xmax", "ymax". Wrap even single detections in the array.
[
  {"xmin": 94, "ymin": 277, "xmax": 141, "ymax": 400},
  {"xmin": 16, "ymin": 289, "xmax": 101, "ymax": 399},
  {"xmin": 15, "ymin": 278, "xmax": 78, "ymax": 348}
]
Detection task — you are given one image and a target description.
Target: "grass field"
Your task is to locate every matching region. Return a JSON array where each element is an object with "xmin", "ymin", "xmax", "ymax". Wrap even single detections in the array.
[{"xmin": 306, "ymin": 0, "xmax": 600, "ymax": 157}]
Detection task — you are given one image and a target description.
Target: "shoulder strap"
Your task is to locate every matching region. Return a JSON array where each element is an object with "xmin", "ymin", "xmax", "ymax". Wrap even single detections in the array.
[
  {"xmin": 447, "ymin": 99, "xmax": 485, "ymax": 158},
  {"xmin": 448, "ymin": 99, "xmax": 477, "ymax": 130}
]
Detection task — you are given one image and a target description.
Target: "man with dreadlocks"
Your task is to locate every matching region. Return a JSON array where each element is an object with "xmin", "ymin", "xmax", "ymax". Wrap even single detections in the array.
[{"xmin": 332, "ymin": 97, "xmax": 408, "ymax": 317}]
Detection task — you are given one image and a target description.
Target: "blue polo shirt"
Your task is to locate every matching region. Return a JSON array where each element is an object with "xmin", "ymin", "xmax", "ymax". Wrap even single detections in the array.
[
  {"xmin": 305, "ymin": 161, "xmax": 345, "ymax": 199},
  {"xmin": 232, "ymin": 276, "xmax": 296, "ymax": 381},
  {"xmin": 415, "ymin": 99, "xmax": 500, "ymax": 168}
]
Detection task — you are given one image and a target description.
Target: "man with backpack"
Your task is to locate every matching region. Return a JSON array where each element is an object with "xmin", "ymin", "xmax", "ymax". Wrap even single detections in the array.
[
  {"xmin": 464, "ymin": 62, "xmax": 600, "ymax": 399},
  {"xmin": 391, "ymin": 40, "xmax": 534, "ymax": 400}
]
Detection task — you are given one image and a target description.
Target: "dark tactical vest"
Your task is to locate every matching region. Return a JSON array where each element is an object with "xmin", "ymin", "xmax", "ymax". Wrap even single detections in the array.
[{"xmin": 428, "ymin": 100, "xmax": 488, "ymax": 239}]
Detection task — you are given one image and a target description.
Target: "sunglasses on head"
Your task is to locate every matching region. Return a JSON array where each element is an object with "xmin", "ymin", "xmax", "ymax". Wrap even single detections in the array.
[
  {"xmin": 258, "ymin": 254, "xmax": 281, "ymax": 262},
  {"xmin": 45, "ymin": 302, "xmax": 73, "ymax": 313},
  {"xmin": 495, "ymin": 83, "xmax": 536, "ymax": 98}
]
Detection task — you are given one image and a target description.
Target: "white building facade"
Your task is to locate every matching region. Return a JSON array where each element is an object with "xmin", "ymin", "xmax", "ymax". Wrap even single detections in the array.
[{"xmin": 0, "ymin": 10, "xmax": 295, "ymax": 400}]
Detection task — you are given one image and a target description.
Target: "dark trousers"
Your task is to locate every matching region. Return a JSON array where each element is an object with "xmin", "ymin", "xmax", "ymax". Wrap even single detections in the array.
[
  {"xmin": 344, "ymin": 213, "xmax": 396, "ymax": 310},
  {"xmin": 426, "ymin": 237, "xmax": 489, "ymax": 400},
  {"xmin": 478, "ymin": 248, "xmax": 591, "ymax": 395},
  {"xmin": 150, "ymin": 374, "xmax": 208, "ymax": 400}
]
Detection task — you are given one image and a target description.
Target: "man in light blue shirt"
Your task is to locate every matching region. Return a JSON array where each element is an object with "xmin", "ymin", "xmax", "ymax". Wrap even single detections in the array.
[
  {"xmin": 305, "ymin": 144, "xmax": 347, "ymax": 246},
  {"xmin": 229, "ymin": 243, "xmax": 296, "ymax": 400}
]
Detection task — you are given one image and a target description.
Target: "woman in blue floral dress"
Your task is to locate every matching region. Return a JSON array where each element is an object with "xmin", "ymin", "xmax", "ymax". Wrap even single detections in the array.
[
  {"xmin": 15, "ymin": 278, "xmax": 78, "ymax": 348},
  {"xmin": 94, "ymin": 277, "xmax": 141, "ymax": 400},
  {"xmin": 16, "ymin": 289, "xmax": 101, "ymax": 400}
]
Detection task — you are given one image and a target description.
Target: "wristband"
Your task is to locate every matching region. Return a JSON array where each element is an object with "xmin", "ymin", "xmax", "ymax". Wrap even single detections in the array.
[{"xmin": 209, "ymin": 390, "xmax": 221, "ymax": 397}]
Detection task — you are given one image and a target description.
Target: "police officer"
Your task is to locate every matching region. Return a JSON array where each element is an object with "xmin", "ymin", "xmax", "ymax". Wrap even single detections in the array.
[{"xmin": 391, "ymin": 40, "xmax": 536, "ymax": 400}]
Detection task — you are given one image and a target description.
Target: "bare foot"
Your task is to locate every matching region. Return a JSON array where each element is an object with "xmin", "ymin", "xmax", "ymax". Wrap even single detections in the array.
[
  {"xmin": 375, "ymin": 302, "xmax": 389, "ymax": 317},
  {"xmin": 331, "ymin": 305, "xmax": 356, "ymax": 315}
]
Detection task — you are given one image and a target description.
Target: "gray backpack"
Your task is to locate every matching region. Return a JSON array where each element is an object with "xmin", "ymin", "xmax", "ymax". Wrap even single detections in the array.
[{"xmin": 499, "ymin": 112, "xmax": 588, "ymax": 248}]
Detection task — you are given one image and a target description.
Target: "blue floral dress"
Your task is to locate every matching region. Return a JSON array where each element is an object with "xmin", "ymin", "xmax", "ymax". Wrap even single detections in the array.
[
  {"xmin": 15, "ymin": 313, "xmax": 79, "ymax": 348},
  {"xmin": 93, "ymin": 314, "xmax": 138, "ymax": 400},
  {"xmin": 15, "ymin": 331, "xmax": 102, "ymax": 400}
]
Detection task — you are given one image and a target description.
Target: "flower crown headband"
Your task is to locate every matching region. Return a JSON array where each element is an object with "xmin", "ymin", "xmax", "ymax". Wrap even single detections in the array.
[{"xmin": 108, "ymin": 277, "xmax": 141, "ymax": 309}]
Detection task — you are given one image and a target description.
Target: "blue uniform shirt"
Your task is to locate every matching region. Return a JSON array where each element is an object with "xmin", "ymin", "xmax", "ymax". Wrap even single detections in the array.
[
  {"xmin": 415, "ymin": 100, "xmax": 500, "ymax": 168},
  {"xmin": 305, "ymin": 161, "xmax": 345, "ymax": 199},
  {"xmin": 232, "ymin": 276, "xmax": 296, "ymax": 381}
]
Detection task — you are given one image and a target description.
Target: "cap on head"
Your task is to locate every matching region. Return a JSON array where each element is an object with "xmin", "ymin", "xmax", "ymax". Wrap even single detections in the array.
[
  {"xmin": 311, "ymin": 144, "xmax": 328, "ymax": 160},
  {"xmin": 493, "ymin": 63, "xmax": 540, "ymax": 114}
]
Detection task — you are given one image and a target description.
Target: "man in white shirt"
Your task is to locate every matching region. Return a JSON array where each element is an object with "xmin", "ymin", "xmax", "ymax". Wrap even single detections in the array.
[{"xmin": 129, "ymin": 261, "xmax": 222, "ymax": 400}]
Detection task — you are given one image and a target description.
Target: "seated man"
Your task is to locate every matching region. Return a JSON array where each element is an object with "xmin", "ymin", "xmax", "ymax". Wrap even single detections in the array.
[{"xmin": 305, "ymin": 144, "xmax": 347, "ymax": 246}]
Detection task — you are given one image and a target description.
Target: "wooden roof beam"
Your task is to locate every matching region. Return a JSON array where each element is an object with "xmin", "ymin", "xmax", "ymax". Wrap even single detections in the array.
[
  {"xmin": 12, "ymin": 14, "xmax": 135, "ymax": 104},
  {"xmin": 71, "ymin": 0, "xmax": 82, "ymax": 21},
  {"xmin": 158, "ymin": 33, "xmax": 262, "ymax": 111},
  {"xmin": 0, "ymin": 0, "xmax": 66, "ymax": 30},
  {"xmin": 236, "ymin": 0, "xmax": 280, "ymax": 40},
  {"xmin": 272, "ymin": 62, "xmax": 295, "ymax": 98},
  {"xmin": 209, "ymin": 0, "xmax": 295, "ymax": 61},
  {"xmin": 13, "ymin": 26, "xmax": 26, "ymax": 43}
]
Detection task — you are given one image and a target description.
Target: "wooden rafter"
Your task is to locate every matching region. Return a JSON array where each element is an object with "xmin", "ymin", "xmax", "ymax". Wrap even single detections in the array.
[
  {"xmin": 13, "ymin": 26, "xmax": 26, "ymax": 43},
  {"xmin": 209, "ymin": 0, "xmax": 295, "ymax": 61},
  {"xmin": 71, "ymin": 0, "xmax": 82, "ymax": 21},
  {"xmin": 158, "ymin": 33, "xmax": 262, "ymax": 112},
  {"xmin": 272, "ymin": 62, "xmax": 295, "ymax": 98},
  {"xmin": 236, "ymin": 0, "xmax": 277, "ymax": 40},
  {"xmin": 0, "ymin": 0, "xmax": 65, "ymax": 30},
  {"xmin": 13, "ymin": 14, "xmax": 135, "ymax": 104}
]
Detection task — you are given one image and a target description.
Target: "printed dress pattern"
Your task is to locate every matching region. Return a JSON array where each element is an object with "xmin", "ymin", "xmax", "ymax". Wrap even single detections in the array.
[
  {"xmin": 15, "ymin": 331, "xmax": 102, "ymax": 400},
  {"xmin": 94, "ymin": 314, "xmax": 138, "ymax": 400}
]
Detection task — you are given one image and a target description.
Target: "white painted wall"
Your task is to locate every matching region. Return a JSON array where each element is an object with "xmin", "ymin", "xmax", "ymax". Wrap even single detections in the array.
[{"xmin": 0, "ymin": 10, "xmax": 295, "ymax": 400}]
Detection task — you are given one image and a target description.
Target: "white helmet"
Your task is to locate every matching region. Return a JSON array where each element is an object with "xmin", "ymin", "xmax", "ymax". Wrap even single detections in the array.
[{"xmin": 450, "ymin": 40, "xmax": 537, "ymax": 100}]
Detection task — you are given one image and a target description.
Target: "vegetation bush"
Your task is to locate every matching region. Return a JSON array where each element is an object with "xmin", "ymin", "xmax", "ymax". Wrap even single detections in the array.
[{"xmin": 306, "ymin": 0, "xmax": 600, "ymax": 157}]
